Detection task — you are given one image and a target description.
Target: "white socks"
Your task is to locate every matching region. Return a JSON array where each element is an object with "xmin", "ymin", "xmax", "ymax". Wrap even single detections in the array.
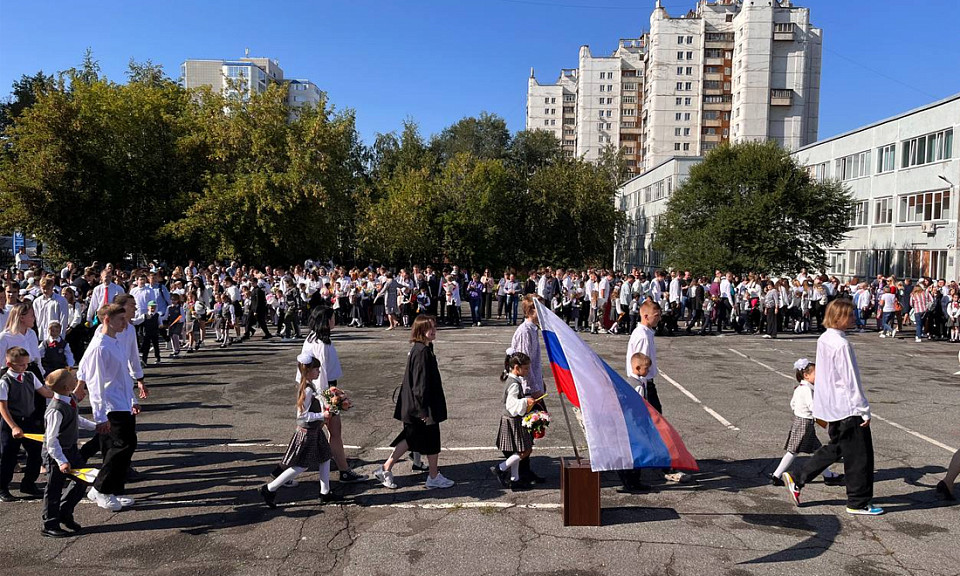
[
  {"xmin": 499, "ymin": 454, "xmax": 522, "ymax": 481},
  {"xmin": 319, "ymin": 460, "xmax": 331, "ymax": 495},
  {"xmin": 772, "ymin": 453, "xmax": 795, "ymax": 478},
  {"xmin": 268, "ymin": 466, "xmax": 305, "ymax": 492}
]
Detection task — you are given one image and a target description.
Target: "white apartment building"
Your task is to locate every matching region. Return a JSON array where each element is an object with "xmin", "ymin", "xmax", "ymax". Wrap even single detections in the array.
[
  {"xmin": 181, "ymin": 55, "xmax": 321, "ymax": 113},
  {"xmin": 614, "ymin": 93, "xmax": 960, "ymax": 281},
  {"xmin": 526, "ymin": 0, "xmax": 821, "ymax": 176}
]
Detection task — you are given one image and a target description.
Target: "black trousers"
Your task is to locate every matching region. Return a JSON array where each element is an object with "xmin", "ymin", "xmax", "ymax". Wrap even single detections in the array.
[
  {"xmin": 766, "ymin": 308, "xmax": 778, "ymax": 337},
  {"xmin": 245, "ymin": 312, "xmax": 272, "ymax": 338},
  {"xmin": 42, "ymin": 454, "xmax": 86, "ymax": 528},
  {"xmin": 797, "ymin": 416, "xmax": 874, "ymax": 509},
  {"xmin": 141, "ymin": 332, "xmax": 161, "ymax": 362},
  {"xmin": 619, "ymin": 380, "xmax": 663, "ymax": 486},
  {"xmin": 0, "ymin": 418, "xmax": 42, "ymax": 491},
  {"xmin": 94, "ymin": 412, "xmax": 138, "ymax": 496}
]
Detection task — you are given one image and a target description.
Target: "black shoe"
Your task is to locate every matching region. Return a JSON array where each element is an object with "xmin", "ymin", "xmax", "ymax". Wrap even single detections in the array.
[
  {"xmin": 61, "ymin": 518, "xmax": 83, "ymax": 533},
  {"xmin": 509, "ymin": 480, "xmax": 531, "ymax": 492},
  {"xmin": 936, "ymin": 480, "xmax": 957, "ymax": 501},
  {"xmin": 618, "ymin": 482, "xmax": 652, "ymax": 493},
  {"xmin": 490, "ymin": 465, "xmax": 509, "ymax": 488},
  {"xmin": 823, "ymin": 474, "xmax": 846, "ymax": 487},
  {"xmin": 522, "ymin": 470, "xmax": 547, "ymax": 485},
  {"xmin": 319, "ymin": 492, "xmax": 345, "ymax": 505},
  {"xmin": 410, "ymin": 462, "xmax": 429, "ymax": 472},
  {"xmin": 41, "ymin": 526, "xmax": 72, "ymax": 538},
  {"xmin": 19, "ymin": 483, "xmax": 42, "ymax": 498},
  {"xmin": 259, "ymin": 485, "xmax": 277, "ymax": 509},
  {"xmin": 0, "ymin": 490, "xmax": 19, "ymax": 503},
  {"xmin": 338, "ymin": 469, "xmax": 368, "ymax": 483},
  {"xmin": 766, "ymin": 473, "xmax": 785, "ymax": 487}
]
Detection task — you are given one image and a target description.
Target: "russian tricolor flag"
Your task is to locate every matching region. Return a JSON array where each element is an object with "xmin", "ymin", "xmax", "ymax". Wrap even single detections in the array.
[{"xmin": 536, "ymin": 300, "xmax": 698, "ymax": 472}]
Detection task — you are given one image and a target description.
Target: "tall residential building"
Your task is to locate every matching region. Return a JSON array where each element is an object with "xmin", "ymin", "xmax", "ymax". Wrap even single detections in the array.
[
  {"xmin": 526, "ymin": 0, "xmax": 821, "ymax": 176},
  {"xmin": 181, "ymin": 54, "xmax": 321, "ymax": 112}
]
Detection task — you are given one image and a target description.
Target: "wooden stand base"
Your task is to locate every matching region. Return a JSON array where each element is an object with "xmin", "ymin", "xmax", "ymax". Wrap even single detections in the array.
[{"xmin": 560, "ymin": 457, "xmax": 601, "ymax": 526}]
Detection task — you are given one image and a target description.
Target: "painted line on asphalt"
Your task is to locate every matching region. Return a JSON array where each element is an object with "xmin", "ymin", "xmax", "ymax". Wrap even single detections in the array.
[
  {"xmin": 658, "ymin": 370, "xmax": 740, "ymax": 432},
  {"xmin": 8, "ymin": 499, "xmax": 563, "ymax": 511},
  {"xmin": 728, "ymin": 347, "xmax": 957, "ymax": 453},
  {"xmin": 149, "ymin": 441, "xmax": 585, "ymax": 453}
]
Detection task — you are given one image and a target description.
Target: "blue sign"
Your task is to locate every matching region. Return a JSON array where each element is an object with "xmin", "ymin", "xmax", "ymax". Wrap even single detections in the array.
[{"xmin": 12, "ymin": 232, "xmax": 24, "ymax": 252}]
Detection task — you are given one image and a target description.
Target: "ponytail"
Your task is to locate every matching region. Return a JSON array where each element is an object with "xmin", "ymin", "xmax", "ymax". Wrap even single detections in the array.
[
  {"xmin": 500, "ymin": 351, "xmax": 531, "ymax": 381},
  {"xmin": 296, "ymin": 357, "xmax": 322, "ymax": 413}
]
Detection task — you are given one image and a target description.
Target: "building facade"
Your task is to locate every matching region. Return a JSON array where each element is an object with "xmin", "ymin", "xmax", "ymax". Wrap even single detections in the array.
[
  {"xmin": 526, "ymin": 0, "xmax": 821, "ymax": 177},
  {"xmin": 181, "ymin": 55, "xmax": 321, "ymax": 113},
  {"xmin": 614, "ymin": 94, "xmax": 960, "ymax": 281}
]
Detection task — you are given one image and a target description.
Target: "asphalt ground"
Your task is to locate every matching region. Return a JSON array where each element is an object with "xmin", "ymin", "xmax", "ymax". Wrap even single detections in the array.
[{"xmin": 1, "ymin": 311, "xmax": 959, "ymax": 576}]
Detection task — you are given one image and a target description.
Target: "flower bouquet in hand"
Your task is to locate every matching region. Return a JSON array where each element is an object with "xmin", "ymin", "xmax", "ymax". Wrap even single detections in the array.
[
  {"xmin": 522, "ymin": 410, "xmax": 551, "ymax": 439},
  {"xmin": 321, "ymin": 386, "xmax": 353, "ymax": 415}
]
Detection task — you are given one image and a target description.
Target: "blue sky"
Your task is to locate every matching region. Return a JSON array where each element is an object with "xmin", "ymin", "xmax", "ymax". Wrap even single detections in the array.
[{"xmin": 1, "ymin": 0, "xmax": 958, "ymax": 144}]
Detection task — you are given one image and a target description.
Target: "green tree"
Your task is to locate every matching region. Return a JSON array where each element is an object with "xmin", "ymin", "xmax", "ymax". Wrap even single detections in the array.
[
  {"xmin": 653, "ymin": 141, "xmax": 853, "ymax": 275},
  {"xmin": 507, "ymin": 129, "xmax": 562, "ymax": 175},
  {"xmin": 429, "ymin": 112, "xmax": 510, "ymax": 164},
  {"xmin": 0, "ymin": 71, "xmax": 56, "ymax": 132}
]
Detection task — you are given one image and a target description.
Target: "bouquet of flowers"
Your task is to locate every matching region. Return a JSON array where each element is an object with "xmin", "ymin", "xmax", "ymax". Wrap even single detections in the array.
[
  {"xmin": 321, "ymin": 386, "xmax": 353, "ymax": 415},
  {"xmin": 522, "ymin": 410, "xmax": 551, "ymax": 439}
]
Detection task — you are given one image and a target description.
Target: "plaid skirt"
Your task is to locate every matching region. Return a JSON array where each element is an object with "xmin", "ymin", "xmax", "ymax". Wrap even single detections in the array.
[
  {"xmin": 496, "ymin": 416, "xmax": 534, "ymax": 454},
  {"xmin": 784, "ymin": 416, "xmax": 821, "ymax": 454},
  {"xmin": 280, "ymin": 425, "xmax": 332, "ymax": 469}
]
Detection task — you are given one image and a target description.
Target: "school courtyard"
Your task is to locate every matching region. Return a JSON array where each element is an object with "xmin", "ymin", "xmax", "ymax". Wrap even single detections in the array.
[{"xmin": 1, "ymin": 321, "xmax": 958, "ymax": 576}]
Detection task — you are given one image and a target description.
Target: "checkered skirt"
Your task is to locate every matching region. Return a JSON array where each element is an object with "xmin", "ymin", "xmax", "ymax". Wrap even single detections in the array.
[
  {"xmin": 784, "ymin": 416, "xmax": 822, "ymax": 454},
  {"xmin": 280, "ymin": 425, "xmax": 332, "ymax": 469},
  {"xmin": 496, "ymin": 416, "xmax": 534, "ymax": 453}
]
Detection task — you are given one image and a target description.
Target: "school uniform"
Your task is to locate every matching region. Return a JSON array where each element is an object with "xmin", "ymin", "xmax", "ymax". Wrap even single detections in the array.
[
  {"xmin": 496, "ymin": 375, "xmax": 534, "ymax": 454},
  {"xmin": 278, "ymin": 383, "xmax": 332, "ymax": 470},
  {"xmin": 41, "ymin": 337, "xmax": 75, "ymax": 374},
  {"xmin": 140, "ymin": 312, "xmax": 161, "ymax": 363},
  {"xmin": 85, "ymin": 282, "xmax": 125, "ymax": 324},
  {"xmin": 0, "ymin": 370, "xmax": 45, "ymax": 495},
  {"xmin": 42, "ymin": 393, "xmax": 96, "ymax": 529},
  {"xmin": 784, "ymin": 382, "xmax": 821, "ymax": 454},
  {"xmin": 32, "ymin": 292, "xmax": 70, "ymax": 340}
]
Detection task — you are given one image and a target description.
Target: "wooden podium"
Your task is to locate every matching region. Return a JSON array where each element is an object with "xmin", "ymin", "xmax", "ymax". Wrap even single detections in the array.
[{"xmin": 560, "ymin": 457, "xmax": 601, "ymax": 526}]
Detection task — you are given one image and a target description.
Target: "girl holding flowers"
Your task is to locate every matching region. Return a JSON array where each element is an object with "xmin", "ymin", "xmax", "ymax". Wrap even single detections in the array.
[{"xmin": 491, "ymin": 351, "xmax": 538, "ymax": 491}]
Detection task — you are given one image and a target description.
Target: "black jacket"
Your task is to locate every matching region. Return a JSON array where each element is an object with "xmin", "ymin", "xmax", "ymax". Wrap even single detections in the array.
[{"xmin": 393, "ymin": 342, "xmax": 447, "ymax": 425}]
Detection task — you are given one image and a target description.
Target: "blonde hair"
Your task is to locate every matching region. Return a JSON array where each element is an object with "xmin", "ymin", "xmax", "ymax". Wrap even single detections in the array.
[
  {"xmin": 45, "ymin": 369, "xmax": 77, "ymax": 395},
  {"xmin": 822, "ymin": 298, "xmax": 854, "ymax": 330},
  {"xmin": 3, "ymin": 303, "xmax": 32, "ymax": 333}
]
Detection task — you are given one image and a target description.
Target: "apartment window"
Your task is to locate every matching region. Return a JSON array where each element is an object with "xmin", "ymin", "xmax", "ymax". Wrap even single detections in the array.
[
  {"xmin": 563, "ymin": 140, "xmax": 575, "ymax": 146},
  {"xmin": 682, "ymin": 128, "xmax": 690, "ymax": 136},
  {"xmin": 599, "ymin": 98, "xmax": 605, "ymax": 105},
  {"xmin": 684, "ymin": 113, "xmax": 691, "ymax": 121},
  {"xmin": 563, "ymin": 129, "xmax": 575, "ymax": 136},
  {"xmin": 901, "ymin": 129, "xmax": 953, "ymax": 168},
  {"xmin": 678, "ymin": 36, "xmax": 685, "ymax": 44},
  {"xmin": 705, "ymin": 80, "xmax": 721, "ymax": 90},
  {"xmin": 544, "ymin": 97, "xmax": 550, "ymax": 104},
  {"xmin": 600, "ymin": 72, "xmax": 606, "ymax": 79},
  {"xmin": 563, "ymin": 106, "xmax": 574, "ymax": 114},
  {"xmin": 563, "ymin": 118, "xmax": 575, "ymax": 125},
  {"xmin": 828, "ymin": 252, "xmax": 847, "ymax": 275},
  {"xmin": 544, "ymin": 108, "xmax": 550, "ymax": 115},
  {"xmin": 598, "ymin": 122, "xmax": 605, "ymax": 130},
  {"xmin": 675, "ymin": 113, "xmax": 682, "ymax": 121},
  {"xmin": 774, "ymin": 23, "xmax": 795, "ymax": 33},
  {"xmin": 705, "ymin": 48, "xmax": 722, "ymax": 58},
  {"xmin": 897, "ymin": 249, "xmax": 948, "ymax": 279},
  {"xmin": 683, "ymin": 143, "xmax": 690, "ymax": 151},
  {"xmin": 622, "ymin": 108, "xmax": 636, "ymax": 116},
  {"xmin": 550, "ymin": 109, "xmax": 555, "ymax": 114},
  {"xmin": 606, "ymin": 123, "xmax": 612, "ymax": 129},
  {"xmin": 675, "ymin": 143, "xmax": 681, "ymax": 150},
  {"xmin": 678, "ymin": 52, "xmax": 685, "ymax": 60},
  {"xmin": 623, "ymin": 83, "xmax": 637, "ymax": 90},
  {"xmin": 564, "ymin": 95, "xmax": 576, "ymax": 103},
  {"xmin": 877, "ymin": 144, "xmax": 896, "ymax": 173},
  {"xmin": 624, "ymin": 146, "xmax": 635, "ymax": 154},
  {"xmin": 675, "ymin": 128, "xmax": 682, "ymax": 136},
  {"xmin": 551, "ymin": 97, "xmax": 556, "ymax": 104},
  {"xmin": 899, "ymin": 189, "xmax": 951, "ymax": 223},
  {"xmin": 600, "ymin": 85, "xmax": 606, "ymax": 92},
  {"xmin": 686, "ymin": 51, "xmax": 693, "ymax": 59},
  {"xmin": 607, "ymin": 98, "xmax": 614, "ymax": 104},
  {"xmin": 598, "ymin": 110, "xmax": 605, "ymax": 118},
  {"xmin": 606, "ymin": 110, "xmax": 613, "ymax": 117},
  {"xmin": 677, "ymin": 82, "xmax": 684, "ymax": 91},
  {"xmin": 675, "ymin": 97, "xmax": 683, "ymax": 105},
  {"xmin": 687, "ymin": 36, "xmax": 693, "ymax": 44},
  {"xmin": 835, "ymin": 150, "xmax": 871, "ymax": 181},
  {"xmin": 686, "ymin": 67, "xmax": 693, "ymax": 75},
  {"xmin": 550, "ymin": 119, "xmax": 556, "ymax": 125},
  {"xmin": 544, "ymin": 120, "xmax": 550, "ymax": 126},
  {"xmin": 874, "ymin": 197, "xmax": 893, "ymax": 225},
  {"xmin": 849, "ymin": 201, "xmax": 869, "ymax": 227},
  {"xmin": 704, "ymin": 127, "xmax": 716, "ymax": 135},
  {"xmin": 685, "ymin": 97, "xmax": 692, "ymax": 106},
  {"xmin": 607, "ymin": 85, "xmax": 613, "ymax": 92},
  {"xmin": 677, "ymin": 66, "xmax": 684, "ymax": 75},
  {"xmin": 685, "ymin": 82, "xmax": 692, "ymax": 90}
]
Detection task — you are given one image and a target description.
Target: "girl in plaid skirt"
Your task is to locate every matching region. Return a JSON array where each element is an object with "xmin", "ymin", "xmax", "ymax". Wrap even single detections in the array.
[
  {"xmin": 491, "ymin": 351, "xmax": 536, "ymax": 491},
  {"xmin": 259, "ymin": 352, "xmax": 342, "ymax": 508},
  {"xmin": 767, "ymin": 358, "xmax": 843, "ymax": 487}
]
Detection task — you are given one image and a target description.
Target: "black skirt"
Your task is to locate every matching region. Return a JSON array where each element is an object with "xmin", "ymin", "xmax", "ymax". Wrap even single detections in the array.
[
  {"xmin": 280, "ymin": 426, "xmax": 332, "ymax": 469},
  {"xmin": 390, "ymin": 421, "xmax": 441, "ymax": 455},
  {"xmin": 496, "ymin": 416, "xmax": 534, "ymax": 453},
  {"xmin": 784, "ymin": 416, "xmax": 822, "ymax": 454}
]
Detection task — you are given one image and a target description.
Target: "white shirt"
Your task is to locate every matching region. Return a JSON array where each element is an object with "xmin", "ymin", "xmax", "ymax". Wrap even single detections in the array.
[
  {"xmin": 0, "ymin": 329, "xmax": 44, "ymax": 374},
  {"xmin": 511, "ymin": 320, "xmax": 544, "ymax": 397},
  {"xmin": 719, "ymin": 278, "xmax": 733, "ymax": 302},
  {"xmin": 296, "ymin": 337, "xmax": 343, "ymax": 387},
  {"xmin": 82, "ymin": 323, "xmax": 143, "ymax": 381},
  {"xmin": 790, "ymin": 382, "xmax": 815, "ymax": 419},
  {"xmin": 80, "ymin": 332, "xmax": 137, "ymax": 423},
  {"xmin": 44, "ymin": 393, "xmax": 96, "ymax": 466},
  {"xmin": 0, "ymin": 370, "xmax": 42, "ymax": 402},
  {"xmin": 669, "ymin": 277, "xmax": 681, "ymax": 303},
  {"xmin": 33, "ymin": 292, "xmax": 70, "ymax": 339},
  {"xmin": 813, "ymin": 329, "xmax": 871, "ymax": 422},
  {"xmin": 86, "ymin": 283, "xmax": 126, "ymax": 322},
  {"xmin": 130, "ymin": 285, "xmax": 158, "ymax": 315},
  {"xmin": 879, "ymin": 293, "xmax": 897, "ymax": 313},
  {"xmin": 598, "ymin": 277, "xmax": 611, "ymax": 304},
  {"xmin": 626, "ymin": 323, "xmax": 657, "ymax": 382}
]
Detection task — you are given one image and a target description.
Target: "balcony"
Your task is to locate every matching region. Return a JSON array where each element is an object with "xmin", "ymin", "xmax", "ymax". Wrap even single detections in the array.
[
  {"xmin": 771, "ymin": 89, "xmax": 793, "ymax": 106},
  {"xmin": 774, "ymin": 23, "xmax": 795, "ymax": 41}
]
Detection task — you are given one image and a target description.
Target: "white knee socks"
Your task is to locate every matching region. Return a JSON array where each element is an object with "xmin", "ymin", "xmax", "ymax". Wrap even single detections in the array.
[
  {"xmin": 772, "ymin": 452, "xmax": 795, "ymax": 478},
  {"xmin": 319, "ymin": 460, "xmax": 331, "ymax": 495},
  {"xmin": 268, "ymin": 466, "xmax": 305, "ymax": 492},
  {"xmin": 499, "ymin": 454, "xmax": 522, "ymax": 481}
]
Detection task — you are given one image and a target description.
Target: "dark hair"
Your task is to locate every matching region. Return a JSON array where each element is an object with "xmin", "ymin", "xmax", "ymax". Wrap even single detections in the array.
[
  {"xmin": 410, "ymin": 314, "xmax": 436, "ymax": 344},
  {"xmin": 307, "ymin": 306, "xmax": 335, "ymax": 344},
  {"xmin": 500, "ymin": 352, "xmax": 531, "ymax": 381},
  {"xmin": 795, "ymin": 362, "xmax": 815, "ymax": 383}
]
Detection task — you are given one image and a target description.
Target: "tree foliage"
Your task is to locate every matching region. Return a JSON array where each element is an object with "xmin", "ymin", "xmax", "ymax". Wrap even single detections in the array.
[{"xmin": 653, "ymin": 141, "xmax": 853, "ymax": 276}]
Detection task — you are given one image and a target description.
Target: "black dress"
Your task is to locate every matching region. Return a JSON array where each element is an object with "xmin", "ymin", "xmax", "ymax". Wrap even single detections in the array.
[{"xmin": 390, "ymin": 342, "xmax": 447, "ymax": 455}]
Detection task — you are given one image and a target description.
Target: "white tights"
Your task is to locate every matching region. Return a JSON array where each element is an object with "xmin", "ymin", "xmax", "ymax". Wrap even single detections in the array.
[{"xmin": 266, "ymin": 460, "xmax": 332, "ymax": 494}]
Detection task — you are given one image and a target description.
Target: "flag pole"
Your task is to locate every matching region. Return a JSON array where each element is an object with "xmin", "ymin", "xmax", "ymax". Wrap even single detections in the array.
[{"xmin": 557, "ymin": 390, "xmax": 582, "ymax": 465}]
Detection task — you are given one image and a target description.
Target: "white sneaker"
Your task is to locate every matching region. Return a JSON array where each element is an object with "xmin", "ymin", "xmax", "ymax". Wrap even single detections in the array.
[
  {"xmin": 374, "ymin": 469, "xmax": 398, "ymax": 489},
  {"xmin": 116, "ymin": 496, "xmax": 135, "ymax": 508},
  {"xmin": 916, "ymin": 337, "xmax": 922, "ymax": 342},
  {"xmin": 87, "ymin": 486, "xmax": 100, "ymax": 502},
  {"xmin": 96, "ymin": 492, "xmax": 122, "ymax": 512},
  {"xmin": 425, "ymin": 473, "xmax": 455, "ymax": 489},
  {"xmin": 879, "ymin": 333, "xmax": 887, "ymax": 338},
  {"xmin": 892, "ymin": 329, "xmax": 898, "ymax": 338},
  {"xmin": 663, "ymin": 471, "xmax": 692, "ymax": 483}
]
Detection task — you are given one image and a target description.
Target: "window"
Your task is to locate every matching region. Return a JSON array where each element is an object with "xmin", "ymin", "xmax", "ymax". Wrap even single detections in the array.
[
  {"xmin": 678, "ymin": 52, "xmax": 685, "ymax": 60},
  {"xmin": 685, "ymin": 97, "xmax": 692, "ymax": 106},
  {"xmin": 563, "ymin": 118, "xmax": 575, "ymax": 125},
  {"xmin": 897, "ymin": 249, "xmax": 948, "ymax": 279},
  {"xmin": 685, "ymin": 82, "xmax": 692, "ymax": 91},
  {"xmin": 623, "ymin": 83, "xmax": 637, "ymax": 90},
  {"xmin": 834, "ymin": 150, "xmax": 871, "ymax": 181},
  {"xmin": 686, "ymin": 36, "xmax": 693, "ymax": 44},
  {"xmin": 624, "ymin": 96, "xmax": 636, "ymax": 103},
  {"xmin": 704, "ymin": 127, "xmax": 716, "ymax": 135},
  {"xmin": 899, "ymin": 189, "xmax": 951, "ymax": 223},
  {"xmin": 624, "ymin": 146, "xmax": 635, "ymax": 154},
  {"xmin": 622, "ymin": 108, "xmax": 636, "ymax": 116},
  {"xmin": 607, "ymin": 98, "xmax": 613, "ymax": 104},
  {"xmin": 550, "ymin": 98, "xmax": 556, "ymax": 104},
  {"xmin": 544, "ymin": 108, "xmax": 550, "ymax": 115},
  {"xmin": 686, "ymin": 67, "xmax": 693, "ymax": 75},
  {"xmin": 683, "ymin": 128, "xmax": 691, "ymax": 136},
  {"xmin": 675, "ymin": 128, "xmax": 682, "ymax": 136},
  {"xmin": 544, "ymin": 97, "xmax": 550, "ymax": 104},
  {"xmin": 563, "ymin": 140, "xmax": 575, "ymax": 146},
  {"xmin": 874, "ymin": 197, "xmax": 893, "ymax": 225},
  {"xmin": 607, "ymin": 85, "xmax": 613, "ymax": 91},
  {"xmin": 600, "ymin": 72, "xmax": 606, "ymax": 79},
  {"xmin": 544, "ymin": 120, "xmax": 550, "ymax": 126},
  {"xmin": 849, "ymin": 201, "xmax": 869, "ymax": 227},
  {"xmin": 877, "ymin": 144, "xmax": 896, "ymax": 173},
  {"xmin": 599, "ymin": 97, "xmax": 605, "ymax": 105},
  {"xmin": 606, "ymin": 123, "xmax": 612, "ymax": 129},
  {"xmin": 901, "ymin": 129, "xmax": 953, "ymax": 168},
  {"xmin": 828, "ymin": 252, "xmax": 847, "ymax": 275},
  {"xmin": 677, "ymin": 67, "xmax": 684, "ymax": 75},
  {"xmin": 563, "ymin": 106, "xmax": 574, "ymax": 114},
  {"xmin": 676, "ymin": 97, "xmax": 683, "ymax": 105},
  {"xmin": 678, "ymin": 36, "xmax": 685, "ymax": 44},
  {"xmin": 705, "ymin": 48, "xmax": 723, "ymax": 58},
  {"xmin": 705, "ymin": 80, "xmax": 721, "ymax": 90},
  {"xmin": 564, "ymin": 129, "xmax": 575, "ymax": 136},
  {"xmin": 677, "ymin": 82, "xmax": 684, "ymax": 91},
  {"xmin": 599, "ymin": 110, "xmax": 605, "ymax": 118},
  {"xmin": 550, "ymin": 109, "xmax": 555, "ymax": 114},
  {"xmin": 686, "ymin": 51, "xmax": 693, "ymax": 59},
  {"xmin": 550, "ymin": 119, "xmax": 556, "ymax": 125},
  {"xmin": 598, "ymin": 122, "xmax": 606, "ymax": 130},
  {"xmin": 564, "ymin": 95, "xmax": 576, "ymax": 103},
  {"xmin": 684, "ymin": 113, "xmax": 691, "ymax": 120},
  {"xmin": 600, "ymin": 85, "xmax": 606, "ymax": 92},
  {"xmin": 683, "ymin": 143, "xmax": 690, "ymax": 151},
  {"xmin": 675, "ymin": 113, "xmax": 682, "ymax": 121},
  {"xmin": 675, "ymin": 143, "xmax": 681, "ymax": 150},
  {"xmin": 606, "ymin": 110, "xmax": 612, "ymax": 117}
]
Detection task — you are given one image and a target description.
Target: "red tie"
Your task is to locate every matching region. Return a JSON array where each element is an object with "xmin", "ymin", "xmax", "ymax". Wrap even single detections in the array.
[
  {"xmin": 104, "ymin": 284, "xmax": 110, "ymax": 306},
  {"xmin": 70, "ymin": 398, "xmax": 77, "ymax": 410},
  {"xmin": 16, "ymin": 374, "xmax": 23, "ymax": 382}
]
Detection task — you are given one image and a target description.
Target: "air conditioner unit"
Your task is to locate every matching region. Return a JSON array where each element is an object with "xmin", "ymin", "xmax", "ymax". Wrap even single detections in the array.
[{"xmin": 921, "ymin": 222, "xmax": 936, "ymax": 234}]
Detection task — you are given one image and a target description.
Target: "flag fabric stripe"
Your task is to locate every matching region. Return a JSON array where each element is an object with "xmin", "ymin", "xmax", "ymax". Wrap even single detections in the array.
[{"xmin": 535, "ymin": 300, "xmax": 698, "ymax": 472}]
